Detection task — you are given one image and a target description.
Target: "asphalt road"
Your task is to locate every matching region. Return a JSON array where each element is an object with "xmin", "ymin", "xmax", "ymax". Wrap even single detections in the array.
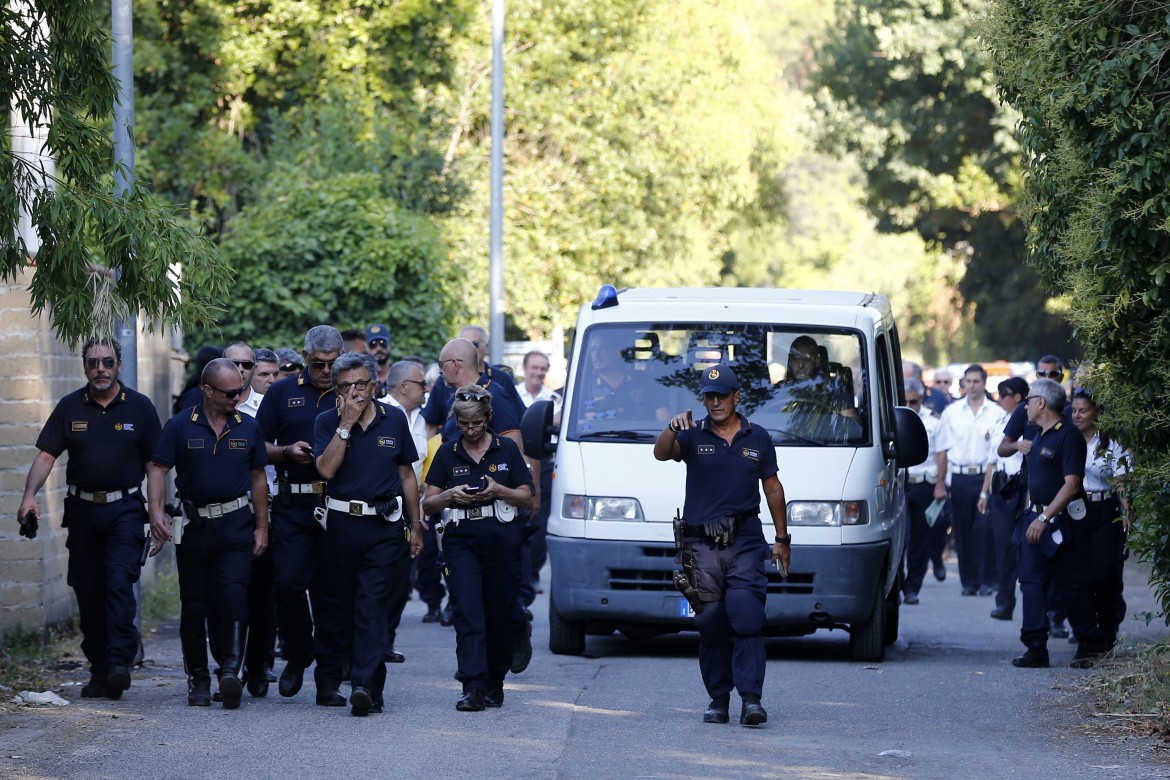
[{"xmin": 2, "ymin": 559, "xmax": 1168, "ymax": 780}]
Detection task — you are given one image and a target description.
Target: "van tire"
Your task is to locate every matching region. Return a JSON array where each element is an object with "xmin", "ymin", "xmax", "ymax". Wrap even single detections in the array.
[
  {"xmin": 549, "ymin": 594, "xmax": 586, "ymax": 655},
  {"xmin": 849, "ymin": 576, "xmax": 887, "ymax": 662}
]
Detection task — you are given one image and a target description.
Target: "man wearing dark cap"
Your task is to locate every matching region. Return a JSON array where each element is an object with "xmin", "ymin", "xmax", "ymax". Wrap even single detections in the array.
[
  {"xmin": 365, "ymin": 324, "xmax": 393, "ymax": 395},
  {"xmin": 653, "ymin": 363, "xmax": 790, "ymax": 728}
]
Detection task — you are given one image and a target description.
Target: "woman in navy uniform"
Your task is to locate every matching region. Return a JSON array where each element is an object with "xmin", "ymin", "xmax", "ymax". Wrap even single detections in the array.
[
  {"xmin": 313, "ymin": 352, "xmax": 421, "ymax": 717},
  {"xmin": 421, "ymin": 385, "xmax": 534, "ymax": 711},
  {"xmin": 653, "ymin": 363, "xmax": 790, "ymax": 728}
]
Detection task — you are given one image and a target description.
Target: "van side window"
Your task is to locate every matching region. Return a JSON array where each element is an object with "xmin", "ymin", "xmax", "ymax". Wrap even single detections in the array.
[{"xmin": 874, "ymin": 331, "xmax": 896, "ymax": 444}]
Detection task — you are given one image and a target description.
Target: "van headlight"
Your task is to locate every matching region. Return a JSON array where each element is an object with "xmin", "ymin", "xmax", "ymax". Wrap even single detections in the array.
[
  {"xmin": 562, "ymin": 495, "xmax": 645, "ymax": 521},
  {"xmin": 787, "ymin": 501, "xmax": 869, "ymax": 527}
]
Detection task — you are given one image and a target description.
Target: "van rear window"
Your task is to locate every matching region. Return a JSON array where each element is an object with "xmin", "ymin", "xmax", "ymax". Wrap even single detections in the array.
[{"xmin": 568, "ymin": 324, "xmax": 868, "ymax": 446}]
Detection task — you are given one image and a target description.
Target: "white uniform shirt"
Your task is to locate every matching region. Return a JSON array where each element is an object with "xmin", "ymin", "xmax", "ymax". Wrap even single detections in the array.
[
  {"xmin": 907, "ymin": 406, "xmax": 939, "ymax": 481},
  {"xmin": 517, "ymin": 382, "xmax": 562, "ymax": 414},
  {"xmin": 986, "ymin": 414, "xmax": 1022, "ymax": 476},
  {"xmin": 236, "ymin": 388, "xmax": 264, "ymax": 419},
  {"xmin": 935, "ymin": 396, "xmax": 1006, "ymax": 469},
  {"xmin": 1083, "ymin": 432, "xmax": 1129, "ymax": 492},
  {"xmin": 385, "ymin": 395, "xmax": 427, "ymax": 486}
]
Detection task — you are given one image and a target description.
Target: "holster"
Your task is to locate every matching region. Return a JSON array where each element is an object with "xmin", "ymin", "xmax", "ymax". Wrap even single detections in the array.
[
  {"xmin": 672, "ymin": 510, "xmax": 684, "ymax": 551},
  {"xmin": 274, "ymin": 472, "xmax": 292, "ymax": 508},
  {"xmin": 180, "ymin": 499, "xmax": 203, "ymax": 531},
  {"xmin": 673, "ymin": 544, "xmax": 704, "ymax": 615}
]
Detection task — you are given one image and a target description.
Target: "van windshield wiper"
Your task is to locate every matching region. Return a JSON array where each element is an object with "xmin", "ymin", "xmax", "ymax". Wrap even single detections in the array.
[
  {"xmin": 576, "ymin": 430, "xmax": 658, "ymax": 442},
  {"xmin": 771, "ymin": 428, "xmax": 830, "ymax": 446}
]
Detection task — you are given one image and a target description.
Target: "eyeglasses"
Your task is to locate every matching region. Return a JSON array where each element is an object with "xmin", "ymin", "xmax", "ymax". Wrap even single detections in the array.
[
  {"xmin": 85, "ymin": 357, "xmax": 117, "ymax": 370},
  {"xmin": 439, "ymin": 357, "xmax": 465, "ymax": 369},
  {"xmin": 309, "ymin": 360, "xmax": 335, "ymax": 372},
  {"xmin": 456, "ymin": 417, "xmax": 488, "ymax": 431},
  {"xmin": 336, "ymin": 379, "xmax": 372, "ymax": 393},
  {"xmin": 397, "ymin": 379, "xmax": 426, "ymax": 389},
  {"xmin": 1036, "ymin": 370, "xmax": 1063, "ymax": 379},
  {"xmin": 231, "ymin": 360, "xmax": 255, "ymax": 370},
  {"xmin": 906, "ymin": 398, "xmax": 922, "ymax": 406},
  {"xmin": 1025, "ymin": 395, "xmax": 1042, "ymax": 404},
  {"xmin": 279, "ymin": 363, "xmax": 303, "ymax": 372},
  {"xmin": 455, "ymin": 390, "xmax": 489, "ymax": 402},
  {"xmin": 207, "ymin": 384, "xmax": 247, "ymax": 399},
  {"xmin": 469, "ymin": 340, "xmax": 482, "ymax": 347},
  {"xmin": 368, "ymin": 339, "xmax": 388, "ymax": 348}
]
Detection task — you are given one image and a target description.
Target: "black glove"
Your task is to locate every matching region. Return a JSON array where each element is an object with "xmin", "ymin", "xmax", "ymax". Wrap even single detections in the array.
[
  {"xmin": 19, "ymin": 510, "xmax": 38, "ymax": 539},
  {"xmin": 703, "ymin": 516, "xmax": 731, "ymax": 546}
]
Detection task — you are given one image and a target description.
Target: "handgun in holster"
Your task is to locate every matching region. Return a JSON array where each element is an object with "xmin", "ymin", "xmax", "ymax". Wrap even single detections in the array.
[
  {"xmin": 672, "ymin": 509, "xmax": 703, "ymax": 614},
  {"xmin": 274, "ymin": 471, "xmax": 292, "ymax": 509},
  {"xmin": 164, "ymin": 500, "xmax": 185, "ymax": 544},
  {"xmin": 181, "ymin": 499, "xmax": 203, "ymax": 531}
]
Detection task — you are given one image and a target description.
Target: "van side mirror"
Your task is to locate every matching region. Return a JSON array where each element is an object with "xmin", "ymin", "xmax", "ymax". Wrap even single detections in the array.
[
  {"xmin": 892, "ymin": 406, "xmax": 929, "ymax": 468},
  {"xmin": 521, "ymin": 399, "xmax": 557, "ymax": 459}
]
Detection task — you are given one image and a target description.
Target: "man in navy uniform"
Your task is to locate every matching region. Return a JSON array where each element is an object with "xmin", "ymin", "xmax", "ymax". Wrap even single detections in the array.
[
  {"xmin": 313, "ymin": 352, "xmax": 421, "ymax": 716},
  {"xmin": 19, "ymin": 338, "xmax": 162, "ymax": 700},
  {"xmin": 653, "ymin": 363, "xmax": 790, "ymax": 727},
  {"xmin": 1011, "ymin": 378, "xmax": 1104, "ymax": 669},
  {"xmin": 148, "ymin": 358, "xmax": 269, "ymax": 708},
  {"xmin": 256, "ymin": 325, "xmax": 341, "ymax": 700}
]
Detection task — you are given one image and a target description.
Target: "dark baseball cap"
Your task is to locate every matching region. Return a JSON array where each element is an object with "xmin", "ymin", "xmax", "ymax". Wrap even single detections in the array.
[
  {"xmin": 365, "ymin": 324, "xmax": 390, "ymax": 344},
  {"xmin": 698, "ymin": 363, "xmax": 739, "ymax": 395}
]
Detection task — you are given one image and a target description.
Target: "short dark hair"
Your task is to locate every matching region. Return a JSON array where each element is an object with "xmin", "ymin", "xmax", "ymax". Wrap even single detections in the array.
[
  {"xmin": 1037, "ymin": 354, "xmax": 1064, "ymax": 371},
  {"xmin": 964, "ymin": 364, "xmax": 987, "ymax": 381},
  {"xmin": 82, "ymin": 337, "xmax": 122, "ymax": 363},
  {"xmin": 254, "ymin": 348, "xmax": 278, "ymax": 364},
  {"xmin": 523, "ymin": 350, "xmax": 550, "ymax": 368},
  {"xmin": 998, "ymin": 376, "xmax": 1029, "ymax": 398}
]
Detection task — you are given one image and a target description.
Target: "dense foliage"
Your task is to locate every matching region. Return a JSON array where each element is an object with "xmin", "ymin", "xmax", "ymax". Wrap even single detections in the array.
[
  {"xmin": 986, "ymin": 0, "xmax": 1170, "ymax": 614},
  {"xmin": 0, "ymin": 0, "xmax": 230, "ymax": 346}
]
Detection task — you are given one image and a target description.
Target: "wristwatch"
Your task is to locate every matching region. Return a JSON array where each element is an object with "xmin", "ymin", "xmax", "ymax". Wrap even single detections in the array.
[
  {"xmin": 1039, "ymin": 514, "xmax": 1052, "ymax": 525},
  {"xmin": 775, "ymin": 534, "xmax": 792, "ymax": 545},
  {"xmin": 336, "ymin": 427, "xmax": 350, "ymax": 441}
]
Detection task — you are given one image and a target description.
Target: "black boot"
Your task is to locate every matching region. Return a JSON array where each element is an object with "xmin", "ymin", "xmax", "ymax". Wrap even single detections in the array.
[
  {"xmin": 740, "ymin": 693, "xmax": 768, "ymax": 726},
  {"xmin": 180, "ymin": 630, "xmax": 212, "ymax": 707},
  {"xmin": 219, "ymin": 621, "xmax": 245, "ymax": 710},
  {"xmin": 703, "ymin": 694, "xmax": 730, "ymax": 724}
]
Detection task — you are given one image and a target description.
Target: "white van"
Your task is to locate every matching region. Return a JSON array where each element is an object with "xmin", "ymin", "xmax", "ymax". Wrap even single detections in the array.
[{"xmin": 522, "ymin": 286, "xmax": 927, "ymax": 662}]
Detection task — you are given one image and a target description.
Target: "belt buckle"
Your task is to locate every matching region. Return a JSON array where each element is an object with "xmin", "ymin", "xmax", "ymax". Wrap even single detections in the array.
[
  {"xmin": 469, "ymin": 506, "xmax": 482, "ymax": 519},
  {"xmin": 349, "ymin": 501, "xmax": 364, "ymax": 516},
  {"xmin": 92, "ymin": 492, "xmax": 109, "ymax": 504},
  {"xmin": 312, "ymin": 482, "xmax": 325, "ymax": 494},
  {"xmin": 209, "ymin": 504, "xmax": 224, "ymax": 519}
]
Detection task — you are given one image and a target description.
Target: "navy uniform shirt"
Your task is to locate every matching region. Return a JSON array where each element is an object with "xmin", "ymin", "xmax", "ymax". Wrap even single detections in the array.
[
  {"xmin": 36, "ymin": 382, "xmax": 162, "ymax": 491},
  {"xmin": 674, "ymin": 413, "xmax": 778, "ymax": 522},
  {"xmin": 1003, "ymin": 400, "xmax": 1072, "ymax": 442},
  {"xmin": 152, "ymin": 405, "xmax": 267, "ymax": 504},
  {"xmin": 439, "ymin": 392, "xmax": 522, "ymax": 444},
  {"xmin": 1024, "ymin": 419, "xmax": 1086, "ymax": 508},
  {"xmin": 257, "ymin": 370, "xmax": 337, "ymax": 483},
  {"xmin": 313, "ymin": 401, "xmax": 418, "ymax": 501},
  {"xmin": 424, "ymin": 431, "xmax": 534, "ymax": 509},
  {"xmin": 422, "ymin": 365, "xmax": 525, "ymax": 431}
]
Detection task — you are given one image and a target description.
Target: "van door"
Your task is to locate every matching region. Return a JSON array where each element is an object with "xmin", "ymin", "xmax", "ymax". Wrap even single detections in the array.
[{"xmin": 874, "ymin": 328, "xmax": 905, "ymax": 590}]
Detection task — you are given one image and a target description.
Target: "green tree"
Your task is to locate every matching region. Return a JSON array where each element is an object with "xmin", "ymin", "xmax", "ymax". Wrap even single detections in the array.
[
  {"xmin": 986, "ymin": 0, "xmax": 1170, "ymax": 614},
  {"xmin": 0, "ymin": 0, "xmax": 230, "ymax": 346}
]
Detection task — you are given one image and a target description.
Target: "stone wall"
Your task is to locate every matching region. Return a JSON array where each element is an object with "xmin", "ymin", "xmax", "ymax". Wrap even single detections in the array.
[{"xmin": 0, "ymin": 267, "xmax": 177, "ymax": 642}]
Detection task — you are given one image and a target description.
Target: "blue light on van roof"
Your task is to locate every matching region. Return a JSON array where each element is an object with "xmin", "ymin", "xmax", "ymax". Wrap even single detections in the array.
[{"xmin": 592, "ymin": 284, "xmax": 619, "ymax": 310}]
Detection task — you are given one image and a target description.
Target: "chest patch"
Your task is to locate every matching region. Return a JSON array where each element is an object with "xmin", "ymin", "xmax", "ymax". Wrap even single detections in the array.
[
  {"xmin": 742, "ymin": 448, "xmax": 760, "ymax": 460},
  {"xmin": 490, "ymin": 463, "xmax": 508, "ymax": 473},
  {"xmin": 229, "ymin": 439, "xmax": 248, "ymax": 450},
  {"xmin": 115, "ymin": 422, "xmax": 135, "ymax": 432},
  {"xmin": 378, "ymin": 437, "xmax": 396, "ymax": 448},
  {"xmin": 1040, "ymin": 447, "xmax": 1055, "ymax": 459},
  {"xmin": 71, "ymin": 421, "xmax": 88, "ymax": 432},
  {"xmin": 288, "ymin": 397, "xmax": 305, "ymax": 408},
  {"xmin": 697, "ymin": 444, "xmax": 716, "ymax": 456},
  {"xmin": 187, "ymin": 439, "xmax": 205, "ymax": 449},
  {"xmin": 452, "ymin": 465, "xmax": 470, "ymax": 477}
]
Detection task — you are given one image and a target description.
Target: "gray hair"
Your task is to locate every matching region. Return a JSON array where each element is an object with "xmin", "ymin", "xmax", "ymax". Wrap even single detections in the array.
[
  {"xmin": 1031, "ymin": 378, "xmax": 1066, "ymax": 412},
  {"xmin": 904, "ymin": 378, "xmax": 925, "ymax": 396},
  {"xmin": 82, "ymin": 337, "xmax": 122, "ymax": 363},
  {"xmin": 460, "ymin": 324, "xmax": 488, "ymax": 344},
  {"xmin": 304, "ymin": 325, "xmax": 343, "ymax": 355},
  {"xmin": 424, "ymin": 362, "xmax": 441, "ymax": 387},
  {"xmin": 388, "ymin": 360, "xmax": 421, "ymax": 388},
  {"xmin": 331, "ymin": 352, "xmax": 377, "ymax": 386}
]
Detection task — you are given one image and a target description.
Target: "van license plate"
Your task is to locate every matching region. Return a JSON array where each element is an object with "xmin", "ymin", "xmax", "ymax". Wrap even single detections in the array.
[{"xmin": 678, "ymin": 598, "xmax": 695, "ymax": 618}]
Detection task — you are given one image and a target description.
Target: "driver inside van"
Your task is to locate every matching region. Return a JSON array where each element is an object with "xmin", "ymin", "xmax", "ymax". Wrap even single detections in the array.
[
  {"xmin": 776, "ymin": 335, "xmax": 858, "ymax": 421},
  {"xmin": 579, "ymin": 330, "xmax": 669, "ymax": 425}
]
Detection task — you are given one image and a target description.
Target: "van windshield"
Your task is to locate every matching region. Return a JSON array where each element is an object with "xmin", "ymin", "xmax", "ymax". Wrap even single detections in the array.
[{"xmin": 568, "ymin": 324, "xmax": 868, "ymax": 446}]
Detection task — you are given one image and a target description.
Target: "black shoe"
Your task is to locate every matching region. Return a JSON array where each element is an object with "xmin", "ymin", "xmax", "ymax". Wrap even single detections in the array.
[
  {"xmin": 265, "ymin": 666, "xmax": 277, "ymax": 683},
  {"xmin": 187, "ymin": 675, "xmax": 212, "ymax": 707},
  {"xmin": 81, "ymin": 671, "xmax": 106, "ymax": 699},
  {"xmin": 456, "ymin": 690, "xmax": 485, "ymax": 712},
  {"xmin": 316, "ymin": 689, "xmax": 347, "ymax": 707},
  {"xmin": 350, "ymin": 686, "xmax": 373, "ymax": 717},
  {"xmin": 703, "ymin": 695, "xmax": 730, "ymax": 724},
  {"xmin": 219, "ymin": 673, "xmax": 242, "ymax": 710},
  {"xmin": 1049, "ymin": 619, "xmax": 1070, "ymax": 639},
  {"xmin": 933, "ymin": 561, "xmax": 946, "ymax": 582},
  {"xmin": 212, "ymin": 690, "xmax": 223, "ymax": 703},
  {"xmin": 279, "ymin": 662, "xmax": 305, "ymax": 698},
  {"xmin": 104, "ymin": 665, "xmax": 131, "ymax": 700},
  {"xmin": 384, "ymin": 648, "xmax": 405, "ymax": 664},
  {"xmin": 903, "ymin": 592, "xmax": 919, "ymax": 605},
  {"xmin": 246, "ymin": 671, "xmax": 269, "ymax": 698},
  {"xmin": 740, "ymin": 694, "xmax": 768, "ymax": 726},
  {"xmin": 989, "ymin": 607, "xmax": 1013, "ymax": 621},
  {"xmin": 511, "ymin": 620, "xmax": 533, "ymax": 674},
  {"xmin": 1070, "ymin": 644, "xmax": 1105, "ymax": 669},
  {"xmin": 978, "ymin": 586, "xmax": 995, "ymax": 597},
  {"xmin": 484, "ymin": 690, "xmax": 505, "ymax": 708},
  {"xmin": 369, "ymin": 703, "xmax": 384, "ymax": 714},
  {"xmin": 440, "ymin": 605, "xmax": 455, "ymax": 627},
  {"xmin": 422, "ymin": 607, "xmax": 442, "ymax": 624},
  {"xmin": 1011, "ymin": 648, "xmax": 1050, "ymax": 668},
  {"xmin": 961, "ymin": 587, "xmax": 977, "ymax": 596}
]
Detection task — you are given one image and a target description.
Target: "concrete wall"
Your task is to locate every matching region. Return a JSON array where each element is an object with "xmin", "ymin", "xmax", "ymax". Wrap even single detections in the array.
[{"xmin": 0, "ymin": 267, "xmax": 176, "ymax": 642}]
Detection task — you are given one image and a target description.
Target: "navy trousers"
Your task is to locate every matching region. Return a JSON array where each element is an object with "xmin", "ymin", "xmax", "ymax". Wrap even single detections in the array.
[
  {"xmin": 950, "ymin": 473, "xmax": 993, "ymax": 590},
  {"xmin": 989, "ymin": 484, "xmax": 1025, "ymax": 613},
  {"xmin": 269, "ymin": 498, "xmax": 326, "ymax": 667},
  {"xmin": 902, "ymin": 481, "xmax": 937, "ymax": 595},
  {"xmin": 1017, "ymin": 510, "xmax": 1102, "ymax": 651},
  {"xmin": 1085, "ymin": 497, "xmax": 1127, "ymax": 644}
]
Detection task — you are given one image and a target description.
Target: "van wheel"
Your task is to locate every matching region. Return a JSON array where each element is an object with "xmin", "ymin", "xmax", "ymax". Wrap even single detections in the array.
[
  {"xmin": 549, "ymin": 593, "xmax": 586, "ymax": 655},
  {"xmin": 849, "ymin": 575, "xmax": 887, "ymax": 662}
]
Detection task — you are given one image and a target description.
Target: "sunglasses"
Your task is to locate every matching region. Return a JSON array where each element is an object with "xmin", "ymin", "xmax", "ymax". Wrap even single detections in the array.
[
  {"xmin": 309, "ymin": 360, "xmax": 335, "ymax": 371},
  {"xmin": 336, "ymin": 379, "xmax": 371, "ymax": 393},
  {"xmin": 906, "ymin": 398, "xmax": 922, "ymax": 406},
  {"xmin": 397, "ymin": 379, "xmax": 426, "ymax": 389},
  {"xmin": 232, "ymin": 360, "xmax": 255, "ymax": 370},
  {"xmin": 207, "ymin": 384, "xmax": 247, "ymax": 399},
  {"xmin": 1036, "ymin": 370, "xmax": 1063, "ymax": 379},
  {"xmin": 368, "ymin": 339, "xmax": 388, "ymax": 348},
  {"xmin": 279, "ymin": 363, "xmax": 303, "ymax": 372},
  {"xmin": 85, "ymin": 357, "xmax": 117, "ymax": 370},
  {"xmin": 439, "ymin": 357, "xmax": 465, "ymax": 369},
  {"xmin": 455, "ymin": 390, "xmax": 489, "ymax": 402}
]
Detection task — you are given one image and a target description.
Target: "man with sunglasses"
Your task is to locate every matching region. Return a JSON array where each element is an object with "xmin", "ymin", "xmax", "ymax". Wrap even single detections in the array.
[
  {"xmin": 148, "ymin": 358, "xmax": 269, "ymax": 708},
  {"xmin": 256, "ymin": 325, "xmax": 341, "ymax": 702},
  {"xmin": 19, "ymin": 338, "xmax": 163, "ymax": 701},
  {"xmin": 224, "ymin": 342, "xmax": 262, "ymax": 418},
  {"xmin": 275, "ymin": 348, "xmax": 304, "ymax": 382},
  {"xmin": 364, "ymin": 323, "xmax": 393, "ymax": 395},
  {"xmin": 423, "ymin": 325, "xmax": 526, "ymax": 443},
  {"xmin": 654, "ymin": 363, "xmax": 789, "ymax": 727}
]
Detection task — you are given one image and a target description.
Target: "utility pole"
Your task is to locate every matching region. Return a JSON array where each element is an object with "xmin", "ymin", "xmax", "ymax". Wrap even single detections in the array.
[
  {"xmin": 488, "ymin": 0, "xmax": 505, "ymax": 366},
  {"xmin": 111, "ymin": 0, "xmax": 137, "ymax": 388}
]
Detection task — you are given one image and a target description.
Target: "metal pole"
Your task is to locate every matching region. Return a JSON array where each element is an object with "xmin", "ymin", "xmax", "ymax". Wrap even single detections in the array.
[{"xmin": 488, "ymin": 0, "xmax": 505, "ymax": 367}]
